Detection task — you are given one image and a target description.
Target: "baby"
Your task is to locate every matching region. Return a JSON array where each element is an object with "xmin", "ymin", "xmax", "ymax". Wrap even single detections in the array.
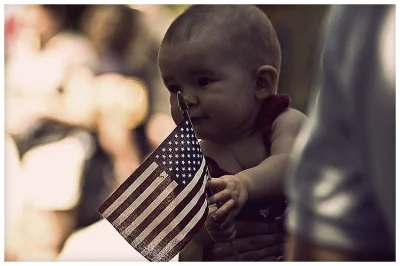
[{"xmin": 157, "ymin": 5, "xmax": 307, "ymax": 260}]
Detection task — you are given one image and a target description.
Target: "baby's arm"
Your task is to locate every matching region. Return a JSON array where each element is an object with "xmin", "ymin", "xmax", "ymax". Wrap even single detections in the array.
[
  {"xmin": 208, "ymin": 108, "xmax": 307, "ymax": 225},
  {"xmin": 238, "ymin": 108, "xmax": 307, "ymax": 200}
]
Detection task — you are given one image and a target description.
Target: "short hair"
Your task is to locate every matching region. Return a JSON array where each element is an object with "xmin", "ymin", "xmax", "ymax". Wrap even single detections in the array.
[{"xmin": 161, "ymin": 5, "xmax": 281, "ymax": 71}]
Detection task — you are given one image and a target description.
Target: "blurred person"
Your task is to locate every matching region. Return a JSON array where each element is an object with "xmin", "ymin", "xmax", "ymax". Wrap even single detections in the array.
[
  {"xmin": 81, "ymin": 5, "xmax": 175, "ymax": 157},
  {"xmin": 158, "ymin": 5, "xmax": 307, "ymax": 261},
  {"xmin": 285, "ymin": 5, "xmax": 395, "ymax": 261},
  {"xmin": 5, "ymin": 5, "xmax": 148, "ymax": 260},
  {"xmin": 6, "ymin": 72, "xmax": 148, "ymax": 260}
]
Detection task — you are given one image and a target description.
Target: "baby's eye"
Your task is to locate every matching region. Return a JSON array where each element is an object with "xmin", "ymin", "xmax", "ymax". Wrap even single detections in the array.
[
  {"xmin": 167, "ymin": 85, "xmax": 181, "ymax": 93},
  {"xmin": 197, "ymin": 77, "xmax": 214, "ymax": 87}
]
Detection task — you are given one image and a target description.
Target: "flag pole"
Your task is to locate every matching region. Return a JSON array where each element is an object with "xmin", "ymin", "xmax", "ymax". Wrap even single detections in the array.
[{"xmin": 177, "ymin": 92, "xmax": 239, "ymax": 261}]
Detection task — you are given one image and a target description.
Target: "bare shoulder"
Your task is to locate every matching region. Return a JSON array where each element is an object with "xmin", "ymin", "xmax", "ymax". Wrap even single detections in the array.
[{"xmin": 271, "ymin": 108, "xmax": 308, "ymax": 136}]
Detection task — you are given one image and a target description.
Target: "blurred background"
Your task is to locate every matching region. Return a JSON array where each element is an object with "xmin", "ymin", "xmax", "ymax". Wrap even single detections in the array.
[{"xmin": 4, "ymin": 4, "xmax": 329, "ymax": 261}]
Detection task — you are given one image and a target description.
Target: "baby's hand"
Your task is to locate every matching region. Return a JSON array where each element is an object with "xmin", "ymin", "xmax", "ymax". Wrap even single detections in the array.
[
  {"xmin": 206, "ymin": 175, "xmax": 248, "ymax": 229},
  {"xmin": 205, "ymin": 204, "xmax": 237, "ymax": 242}
]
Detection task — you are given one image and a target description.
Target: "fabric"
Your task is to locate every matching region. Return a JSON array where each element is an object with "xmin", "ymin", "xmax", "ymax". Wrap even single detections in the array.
[
  {"xmin": 99, "ymin": 113, "xmax": 208, "ymax": 262},
  {"xmin": 286, "ymin": 5, "xmax": 395, "ymax": 256}
]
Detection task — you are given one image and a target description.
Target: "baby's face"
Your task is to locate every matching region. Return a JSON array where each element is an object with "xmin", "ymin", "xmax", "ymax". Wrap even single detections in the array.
[{"xmin": 158, "ymin": 36, "xmax": 261, "ymax": 143}]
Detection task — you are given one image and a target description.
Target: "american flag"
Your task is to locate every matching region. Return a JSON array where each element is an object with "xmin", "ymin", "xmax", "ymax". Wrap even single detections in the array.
[{"xmin": 98, "ymin": 113, "xmax": 209, "ymax": 262}]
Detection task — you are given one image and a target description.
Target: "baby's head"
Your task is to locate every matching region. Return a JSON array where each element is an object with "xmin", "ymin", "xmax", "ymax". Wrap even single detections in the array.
[{"xmin": 158, "ymin": 5, "xmax": 281, "ymax": 143}]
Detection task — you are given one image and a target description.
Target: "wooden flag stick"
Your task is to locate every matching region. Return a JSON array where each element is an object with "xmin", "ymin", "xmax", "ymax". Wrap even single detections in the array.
[{"xmin": 177, "ymin": 92, "xmax": 239, "ymax": 261}]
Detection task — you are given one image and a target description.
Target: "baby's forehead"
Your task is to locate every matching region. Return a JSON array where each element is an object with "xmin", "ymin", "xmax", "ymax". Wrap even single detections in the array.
[{"xmin": 160, "ymin": 29, "xmax": 240, "ymax": 58}]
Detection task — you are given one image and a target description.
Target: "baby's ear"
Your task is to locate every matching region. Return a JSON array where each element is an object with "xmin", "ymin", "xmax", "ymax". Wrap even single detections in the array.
[{"xmin": 254, "ymin": 65, "xmax": 278, "ymax": 100}]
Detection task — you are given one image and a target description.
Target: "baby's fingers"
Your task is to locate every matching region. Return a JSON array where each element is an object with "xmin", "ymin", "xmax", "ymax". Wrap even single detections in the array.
[
  {"xmin": 207, "ymin": 178, "xmax": 226, "ymax": 193},
  {"xmin": 207, "ymin": 189, "xmax": 231, "ymax": 206},
  {"xmin": 220, "ymin": 210, "xmax": 238, "ymax": 230},
  {"xmin": 212, "ymin": 199, "xmax": 236, "ymax": 222}
]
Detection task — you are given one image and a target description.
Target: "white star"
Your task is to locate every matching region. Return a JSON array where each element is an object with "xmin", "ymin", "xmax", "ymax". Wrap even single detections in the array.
[
  {"xmin": 182, "ymin": 161, "xmax": 185, "ymax": 165},
  {"xmin": 186, "ymin": 128, "xmax": 189, "ymax": 131},
  {"xmin": 169, "ymin": 154, "xmax": 172, "ymax": 158},
  {"xmin": 182, "ymin": 167, "xmax": 185, "ymax": 171},
  {"xmin": 162, "ymin": 161, "xmax": 166, "ymax": 165},
  {"xmin": 181, "ymin": 128, "xmax": 184, "ymax": 131},
  {"xmin": 162, "ymin": 148, "xmax": 166, "ymax": 152},
  {"xmin": 182, "ymin": 174, "xmax": 186, "ymax": 177},
  {"xmin": 168, "ymin": 141, "xmax": 172, "ymax": 145},
  {"xmin": 181, "ymin": 141, "xmax": 185, "ymax": 145},
  {"xmin": 181, "ymin": 134, "xmax": 184, "ymax": 138},
  {"xmin": 177, "ymin": 174, "xmax": 180, "ymax": 178},
  {"xmin": 175, "ymin": 154, "xmax": 179, "ymax": 158},
  {"xmin": 183, "ymin": 180, "xmax": 186, "ymax": 184},
  {"xmin": 175, "ymin": 148, "xmax": 179, "ymax": 151},
  {"xmin": 187, "ymin": 154, "xmax": 191, "ymax": 158},
  {"xmin": 186, "ymin": 134, "xmax": 190, "ymax": 138},
  {"xmin": 169, "ymin": 168, "xmax": 172, "ymax": 171},
  {"xmin": 169, "ymin": 148, "xmax": 172, "ymax": 152},
  {"xmin": 188, "ymin": 167, "xmax": 191, "ymax": 171},
  {"xmin": 188, "ymin": 161, "xmax": 191, "ymax": 164},
  {"xmin": 175, "ymin": 134, "xmax": 178, "ymax": 138},
  {"xmin": 181, "ymin": 148, "xmax": 185, "ymax": 151},
  {"xmin": 163, "ymin": 155, "xmax": 166, "ymax": 158},
  {"xmin": 186, "ymin": 121, "xmax": 189, "ymax": 125},
  {"xmin": 181, "ymin": 154, "xmax": 185, "ymax": 158},
  {"xmin": 176, "ymin": 167, "xmax": 179, "ymax": 171},
  {"xmin": 156, "ymin": 155, "xmax": 159, "ymax": 158},
  {"xmin": 169, "ymin": 161, "xmax": 172, "ymax": 164},
  {"xmin": 175, "ymin": 141, "xmax": 178, "ymax": 145},
  {"xmin": 192, "ymin": 161, "xmax": 196, "ymax": 164},
  {"xmin": 187, "ymin": 140, "xmax": 190, "ymax": 144}
]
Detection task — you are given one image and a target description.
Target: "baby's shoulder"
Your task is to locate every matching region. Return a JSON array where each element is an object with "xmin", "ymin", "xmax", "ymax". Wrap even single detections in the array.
[{"xmin": 271, "ymin": 108, "xmax": 308, "ymax": 135}]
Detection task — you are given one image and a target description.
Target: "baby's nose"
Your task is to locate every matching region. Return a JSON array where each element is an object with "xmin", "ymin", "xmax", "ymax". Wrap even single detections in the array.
[{"xmin": 183, "ymin": 92, "xmax": 198, "ymax": 107}]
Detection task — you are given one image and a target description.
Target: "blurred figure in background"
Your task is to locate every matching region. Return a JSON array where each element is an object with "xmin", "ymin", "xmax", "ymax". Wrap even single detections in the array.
[
  {"xmin": 286, "ymin": 5, "xmax": 395, "ymax": 261},
  {"xmin": 80, "ymin": 5, "xmax": 175, "ymax": 178},
  {"xmin": 5, "ymin": 5, "xmax": 100, "ymax": 260},
  {"xmin": 5, "ymin": 4, "xmax": 149, "ymax": 260}
]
